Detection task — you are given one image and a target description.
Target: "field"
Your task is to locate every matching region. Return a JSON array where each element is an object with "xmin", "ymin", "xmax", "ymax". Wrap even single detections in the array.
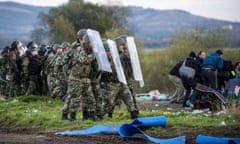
[{"xmin": 0, "ymin": 95, "xmax": 240, "ymax": 144}]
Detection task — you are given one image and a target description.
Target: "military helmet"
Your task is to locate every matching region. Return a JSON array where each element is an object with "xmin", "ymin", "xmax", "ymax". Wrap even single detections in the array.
[
  {"xmin": 1, "ymin": 46, "xmax": 10, "ymax": 54},
  {"xmin": 114, "ymin": 36, "xmax": 127, "ymax": 47},
  {"xmin": 77, "ymin": 29, "xmax": 87, "ymax": 39},
  {"xmin": 102, "ymin": 39, "xmax": 109, "ymax": 51},
  {"xmin": 82, "ymin": 34, "xmax": 90, "ymax": 44},
  {"xmin": 11, "ymin": 40, "xmax": 22, "ymax": 49},
  {"xmin": 52, "ymin": 43, "xmax": 62, "ymax": 51},
  {"xmin": 61, "ymin": 42, "xmax": 71, "ymax": 48},
  {"xmin": 27, "ymin": 41, "xmax": 38, "ymax": 51},
  {"xmin": 38, "ymin": 44, "xmax": 48, "ymax": 56}
]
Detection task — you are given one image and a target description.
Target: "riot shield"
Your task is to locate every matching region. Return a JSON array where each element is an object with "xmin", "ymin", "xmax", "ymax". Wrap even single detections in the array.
[
  {"xmin": 126, "ymin": 37, "xmax": 144, "ymax": 87},
  {"xmin": 86, "ymin": 29, "xmax": 112, "ymax": 73},
  {"xmin": 107, "ymin": 39, "xmax": 127, "ymax": 85}
]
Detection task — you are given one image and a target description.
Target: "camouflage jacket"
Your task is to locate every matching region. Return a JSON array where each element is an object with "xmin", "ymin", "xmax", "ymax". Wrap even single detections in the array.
[
  {"xmin": 119, "ymin": 50, "xmax": 133, "ymax": 81},
  {"xmin": 9, "ymin": 50, "xmax": 21, "ymax": 73},
  {"xmin": 69, "ymin": 45, "xmax": 95, "ymax": 80}
]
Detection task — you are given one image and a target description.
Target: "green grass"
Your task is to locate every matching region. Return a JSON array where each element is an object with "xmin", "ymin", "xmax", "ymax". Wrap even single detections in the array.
[{"xmin": 0, "ymin": 95, "xmax": 240, "ymax": 131}]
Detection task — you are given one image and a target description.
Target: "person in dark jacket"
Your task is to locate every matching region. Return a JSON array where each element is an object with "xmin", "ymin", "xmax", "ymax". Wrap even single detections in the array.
[
  {"xmin": 195, "ymin": 50, "xmax": 206, "ymax": 84},
  {"xmin": 224, "ymin": 62, "xmax": 240, "ymax": 100},
  {"xmin": 217, "ymin": 60, "xmax": 235, "ymax": 93},
  {"xmin": 180, "ymin": 51, "xmax": 201, "ymax": 107},
  {"xmin": 201, "ymin": 50, "xmax": 224, "ymax": 90},
  {"xmin": 168, "ymin": 60, "xmax": 185, "ymax": 103},
  {"xmin": 196, "ymin": 50, "xmax": 206, "ymax": 64}
]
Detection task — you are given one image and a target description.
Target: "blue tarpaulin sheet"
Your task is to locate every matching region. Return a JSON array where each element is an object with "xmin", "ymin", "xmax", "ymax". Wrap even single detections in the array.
[
  {"xmin": 196, "ymin": 135, "xmax": 240, "ymax": 144},
  {"xmin": 55, "ymin": 116, "xmax": 186, "ymax": 144}
]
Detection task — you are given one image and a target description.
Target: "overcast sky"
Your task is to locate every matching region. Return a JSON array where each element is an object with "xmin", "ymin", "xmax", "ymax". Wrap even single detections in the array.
[{"xmin": 1, "ymin": 0, "xmax": 239, "ymax": 22}]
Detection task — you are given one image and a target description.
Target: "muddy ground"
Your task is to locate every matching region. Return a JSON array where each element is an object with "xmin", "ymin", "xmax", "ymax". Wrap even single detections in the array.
[{"xmin": 0, "ymin": 100, "xmax": 240, "ymax": 144}]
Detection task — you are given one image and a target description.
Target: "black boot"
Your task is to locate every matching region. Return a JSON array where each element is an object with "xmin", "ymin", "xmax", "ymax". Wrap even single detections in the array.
[
  {"xmin": 88, "ymin": 111, "xmax": 97, "ymax": 121},
  {"xmin": 82, "ymin": 110, "xmax": 89, "ymax": 121},
  {"xmin": 108, "ymin": 113, "xmax": 112, "ymax": 118},
  {"xmin": 130, "ymin": 110, "xmax": 139, "ymax": 119},
  {"xmin": 61, "ymin": 112, "xmax": 68, "ymax": 120},
  {"xmin": 70, "ymin": 112, "xmax": 76, "ymax": 121}
]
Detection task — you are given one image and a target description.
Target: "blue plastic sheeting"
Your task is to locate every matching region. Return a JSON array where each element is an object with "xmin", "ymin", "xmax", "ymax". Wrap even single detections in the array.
[
  {"xmin": 130, "ymin": 116, "xmax": 166, "ymax": 127},
  {"xmin": 55, "ymin": 116, "xmax": 186, "ymax": 144},
  {"xmin": 55, "ymin": 124, "xmax": 122, "ymax": 135},
  {"xmin": 196, "ymin": 135, "xmax": 240, "ymax": 144},
  {"xmin": 119, "ymin": 124, "xmax": 185, "ymax": 144}
]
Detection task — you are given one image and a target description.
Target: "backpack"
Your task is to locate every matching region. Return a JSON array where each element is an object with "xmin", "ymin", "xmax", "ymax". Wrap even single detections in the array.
[{"xmin": 179, "ymin": 59, "xmax": 196, "ymax": 78}]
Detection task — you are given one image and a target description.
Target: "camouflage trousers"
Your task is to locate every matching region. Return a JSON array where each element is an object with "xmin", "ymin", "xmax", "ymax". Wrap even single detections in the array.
[
  {"xmin": 101, "ymin": 82, "xmax": 137, "ymax": 115},
  {"xmin": 0, "ymin": 78, "xmax": 8, "ymax": 97},
  {"xmin": 62, "ymin": 78, "xmax": 96, "ymax": 113},
  {"xmin": 25, "ymin": 75, "xmax": 40, "ymax": 95},
  {"xmin": 8, "ymin": 73, "xmax": 23, "ymax": 97},
  {"xmin": 127, "ymin": 81, "xmax": 139, "ymax": 111},
  {"xmin": 52, "ymin": 79, "xmax": 67, "ymax": 100},
  {"xmin": 47, "ymin": 75, "xmax": 56, "ymax": 97},
  {"xmin": 101, "ymin": 82, "xmax": 118, "ymax": 115},
  {"xmin": 91, "ymin": 80, "xmax": 103, "ymax": 117}
]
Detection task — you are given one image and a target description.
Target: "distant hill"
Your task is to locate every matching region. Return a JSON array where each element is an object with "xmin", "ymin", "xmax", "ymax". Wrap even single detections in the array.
[
  {"xmin": 0, "ymin": 2, "xmax": 49, "ymax": 46},
  {"xmin": 0, "ymin": 1, "xmax": 240, "ymax": 48},
  {"xmin": 129, "ymin": 6, "xmax": 240, "ymax": 48}
]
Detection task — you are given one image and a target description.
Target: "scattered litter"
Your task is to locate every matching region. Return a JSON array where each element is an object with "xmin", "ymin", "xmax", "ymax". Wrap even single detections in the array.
[
  {"xmin": 155, "ymin": 104, "xmax": 159, "ymax": 107},
  {"xmin": 10, "ymin": 99, "xmax": 18, "ymax": 103},
  {"xmin": 136, "ymin": 90, "xmax": 170, "ymax": 101},
  {"xmin": 0, "ymin": 96, "xmax": 7, "ymax": 101},
  {"xmin": 192, "ymin": 109, "xmax": 204, "ymax": 114},
  {"xmin": 216, "ymin": 110, "xmax": 227, "ymax": 115},
  {"xmin": 203, "ymin": 114, "xmax": 210, "ymax": 117},
  {"xmin": 32, "ymin": 109, "xmax": 38, "ymax": 113},
  {"xmin": 167, "ymin": 107, "xmax": 173, "ymax": 111},
  {"xmin": 219, "ymin": 121, "xmax": 226, "ymax": 126},
  {"xmin": 25, "ymin": 109, "xmax": 39, "ymax": 113}
]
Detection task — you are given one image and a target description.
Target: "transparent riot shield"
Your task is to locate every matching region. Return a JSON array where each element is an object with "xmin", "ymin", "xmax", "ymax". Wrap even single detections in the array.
[
  {"xmin": 107, "ymin": 39, "xmax": 127, "ymax": 85},
  {"xmin": 86, "ymin": 29, "xmax": 112, "ymax": 73},
  {"xmin": 126, "ymin": 37, "xmax": 144, "ymax": 87}
]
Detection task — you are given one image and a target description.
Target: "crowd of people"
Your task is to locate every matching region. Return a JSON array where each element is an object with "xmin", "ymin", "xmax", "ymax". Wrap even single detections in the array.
[
  {"xmin": 0, "ymin": 29, "xmax": 139, "ymax": 121},
  {"xmin": 1, "ymin": 28, "xmax": 239, "ymax": 121},
  {"xmin": 169, "ymin": 49, "xmax": 240, "ymax": 110}
]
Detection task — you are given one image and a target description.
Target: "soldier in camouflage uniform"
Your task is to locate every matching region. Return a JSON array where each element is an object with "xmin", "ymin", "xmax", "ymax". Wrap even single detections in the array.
[
  {"xmin": 44, "ymin": 44, "xmax": 62, "ymax": 98},
  {"xmin": 100, "ymin": 39, "xmax": 138, "ymax": 119},
  {"xmin": 62, "ymin": 29, "xmax": 86, "ymax": 77},
  {"xmin": 90, "ymin": 55, "xmax": 104, "ymax": 119},
  {"xmin": 22, "ymin": 42, "xmax": 42, "ymax": 95},
  {"xmin": 112, "ymin": 36, "xmax": 139, "ymax": 119},
  {"xmin": 8, "ymin": 40, "xmax": 23, "ymax": 97},
  {"xmin": 38, "ymin": 44, "xmax": 49, "ymax": 95},
  {"xmin": 100, "ymin": 40, "xmax": 119, "ymax": 118},
  {"xmin": 62, "ymin": 32, "xmax": 96, "ymax": 121},
  {"xmin": 0, "ymin": 47, "xmax": 10, "ymax": 97},
  {"xmin": 52, "ymin": 44, "xmax": 68, "ymax": 100},
  {"xmin": 61, "ymin": 29, "xmax": 86, "ymax": 119}
]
